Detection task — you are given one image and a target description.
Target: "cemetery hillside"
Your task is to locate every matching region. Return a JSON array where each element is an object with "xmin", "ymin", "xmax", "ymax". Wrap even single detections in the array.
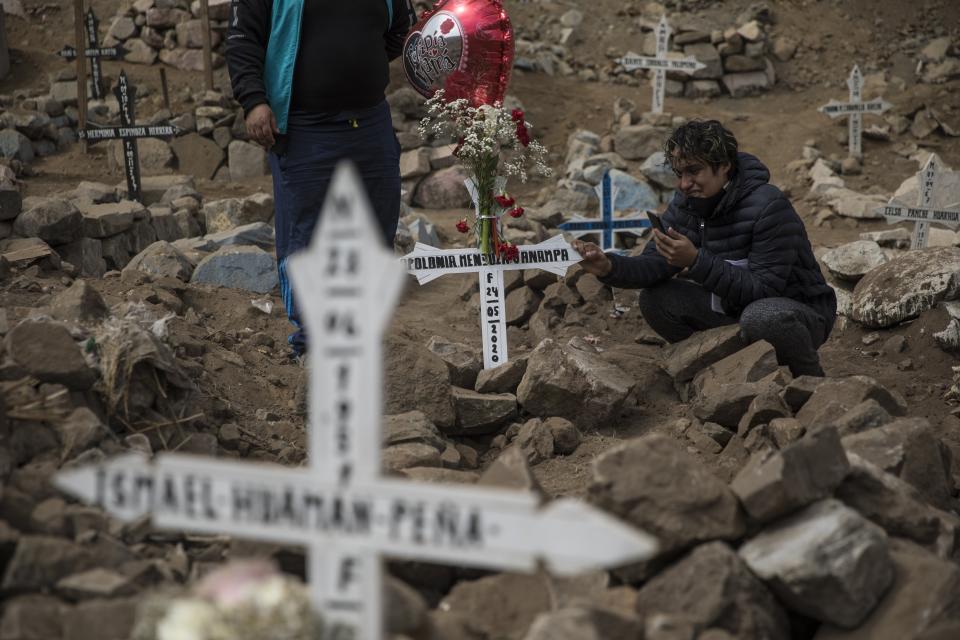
[{"xmin": 4, "ymin": 0, "xmax": 960, "ymax": 638}]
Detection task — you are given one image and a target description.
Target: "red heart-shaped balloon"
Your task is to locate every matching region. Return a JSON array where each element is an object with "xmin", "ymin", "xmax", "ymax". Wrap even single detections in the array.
[{"xmin": 403, "ymin": 0, "xmax": 514, "ymax": 107}]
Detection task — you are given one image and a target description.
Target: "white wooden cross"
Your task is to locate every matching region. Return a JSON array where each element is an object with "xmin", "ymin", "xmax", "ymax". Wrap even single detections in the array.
[
  {"xmin": 559, "ymin": 169, "xmax": 653, "ymax": 252},
  {"xmin": 54, "ymin": 163, "xmax": 657, "ymax": 640},
  {"xmin": 818, "ymin": 65, "xmax": 892, "ymax": 159},
  {"xmin": 402, "ymin": 177, "xmax": 582, "ymax": 369},
  {"xmin": 873, "ymin": 154, "xmax": 960, "ymax": 250},
  {"xmin": 616, "ymin": 16, "xmax": 705, "ymax": 114}
]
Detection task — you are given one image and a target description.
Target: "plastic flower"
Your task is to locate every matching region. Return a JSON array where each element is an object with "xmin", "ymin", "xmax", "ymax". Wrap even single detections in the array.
[
  {"xmin": 456, "ymin": 218, "xmax": 470, "ymax": 233},
  {"xmin": 495, "ymin": 194, "xmax": 515, "ymax": 208},
  {"xmin": 511, "ymin": 108, "xmax": 525, "ymax": 123},
  {"xmin": 500, "ymin": 242, "xmax": 520, "ymax": 261},
  {"xmin": 508, "ymin": 206, "xmax": 524, "ymax": 218},
  {"xmin": 516, "ymin": 122, "xmax": 530, "ymax": 147}
]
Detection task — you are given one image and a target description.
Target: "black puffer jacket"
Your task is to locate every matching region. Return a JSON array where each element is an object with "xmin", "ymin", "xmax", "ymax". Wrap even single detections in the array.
[{"xmin": 601, "ymin": 152, "xmax": 837, "ymax": 325}]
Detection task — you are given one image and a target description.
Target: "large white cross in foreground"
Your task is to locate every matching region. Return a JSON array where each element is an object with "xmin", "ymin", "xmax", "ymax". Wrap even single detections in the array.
[
  {"xmin": 818, "ymin": 65, "xmax": 892, "ymax": 159},
  {"xmin": 617, "ymin": 16, "xmax": 705, "ymax": 114},
  {"xmin": 874, "ymin": 154, "xmax": 960, "ymax": 250},
  {"xmin": 55, "ymin": 163, "xmax": 657, "ymax": 640}
]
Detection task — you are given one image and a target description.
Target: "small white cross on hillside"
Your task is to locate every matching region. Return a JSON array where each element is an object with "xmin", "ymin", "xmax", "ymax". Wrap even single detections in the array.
[
  {"xmin": 617, "ymin": 16, "xmax": 705, "ymax": 114},
  {"xmin": 818, "ymin": 65, "xmax": 892, "ymax": 160}
]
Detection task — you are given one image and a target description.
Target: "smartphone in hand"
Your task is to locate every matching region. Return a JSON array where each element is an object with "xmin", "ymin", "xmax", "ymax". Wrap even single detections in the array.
[{"xmin": 647, "ymin": 211, "xmax": 667, "ymax": 234}]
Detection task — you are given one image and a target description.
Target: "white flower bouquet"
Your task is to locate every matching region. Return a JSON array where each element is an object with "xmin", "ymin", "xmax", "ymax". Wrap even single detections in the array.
[{"xmin": 418, "ymin": 90, "xmax": 552, "ymax": 256}]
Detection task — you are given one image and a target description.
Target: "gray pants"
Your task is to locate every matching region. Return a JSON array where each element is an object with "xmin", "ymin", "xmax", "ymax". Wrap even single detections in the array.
[{"xmin": 638, "ymin": 279, "xmax": 829, "ymax": 377}]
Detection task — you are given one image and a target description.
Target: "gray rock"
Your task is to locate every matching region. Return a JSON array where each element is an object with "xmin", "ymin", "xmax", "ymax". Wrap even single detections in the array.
[
  {"xmin": 77, "ymin": 200, "xmax": 143, "ymax": 237},
  {"xmin": 545, "ymin": 416, "xmax": 580, "ymax": 455},
  {"xmin": 413, "ymin": 166, "xmax": 471, "ymax": 209},
  {"xmin": 692, "ymin": 340, "xmax": 778, "ymax": 402},
  {"xmin": 59, "ymin": 238, "xmax": 107, "ymax": 277},
  {"xmin": 739, "ymin": 499, "xmax": 894, "ymax": 628},
  {"xmin": 479, "ymin": 445, "xmax": 542, "ymax": 493},
  {"xmin": 107, "ymin": 16, "xmax": 137, "ymax": 41},
  {"xmin": 190, "ymin": 244, "xmax": 278, "ymax": 293},
  {"xmin": 636, "ymin": 542, "xmax": 790, "ymax": 639},
  {"xmin": 515, "ymin": 418, "xmax": 556, "ymax": 464},
  {"xmin": 45, "ymin": 280, "xmax": 109, "ymax": 323},
  {"xmin": 731, "ymin": 427, "xmax": 850, "ymax": 523},
  {"xmin": 0, "ymin": 129, "xmax": 34, "ymax": 163},
  {"xmin": 528, "ymin": 188, "xmax": 592, "ymax": 227},
  {"xmin": 227, "ymin": 139, "xmax": 268, "ymax": 180},
  {"xmin": 0, "ymin": 595, "xmax": 64, "ymax": 640},
  {"xmin": 851, "ymin": 247, "xmax": 960, "ymax": 328},
  {"xmin": 780, "ymin": 375, "xmax": 829, "ymax": 412},
  {"xmin": 607, "ymin": 168, "xmax": 659, "ymax": 212},
  {"xmin": 832, "ymin": 399, "xmax": 893, "ymax": 436},
  {"xmin": 176, "ymin": 18, "xmax": 221, "ymax": 48},
  {"xmin": 203, "ymin": 194, "xmax": 273, "ymax": 234},
  {"xmin": 661, "ymin": 324, "xmax": 743, "ymax": 383},
  {"xmin": 0, "ymin": 183, "xmax": 22, "ymax": 221},
  {"xmin": 693, "ymin": 381, "xmax": 773, "ymax": 429},
  {"xmin": 110, "ymin": 137, "xmax": 173, "ymax": 173},
  {"xmin": 640, "ymin": 151, "xmax": 679, "ymax": 189},
  {"xmin": 383, "ymin": 411, "xmax": 447, "ymax": 451},
  {"xmin": 722, "ymin": 71, "xmax": 771, "ymax": 97},
  {"xmin": 385, "ymin": 335, "xmax": 455, "ymax": 428},
  {"xmin": 842, "ymin": 418, "xmax": 954, "ymax": 511},
  {"xmin": 1, "ymin": 535, "xmax": 95, "ymax": 591},
  {"xmin": 684, "ymin": 42, "xmax": 723, "ymax": 79},
  {"xmin": 505, "ymin": 286, "xmax": 543, "ymax": 326},
  {"xmin": 382, "ymin": 442, "xmax": 442, "ymax": 473},
  {"xmin": 524, "ymin": 607, "xmax": 641, "ymax": 640},
  {"xmin": 796, "ymin": 375, "xmax": 907, "ymax": 430},
  {"xmin": 123, "ymin": 37, "xmax": 158, "ymax": 64},
  {"xmin": 170, "ymin": 132, "xmax": 224, "ymax": 180},
  {"xmin": 59, "ymin": 597, "xmax": 139, "ymax": 640},
  {"xmin": 475, "ymin": 354, "xmax": 529, "ymax": 394},
  {"xmin": 517, "ymin": 338, "xmax": 635, "ymax": 429},
  {"xmin": 737, "ymin": 387, "xmax": 792, "ymax": 436},
  {"xmin": 123, "ymin": 240, "xmax": 193, "ymax": 281},
  {"xmin": 56, "ymin": 568, "xmax": 135, "ymax": 599},
  {"xmin": 13, "ymin": 197, "xmax": 81, "ymax": 244},
  {"xmin": 813, "ymin": 540, "xmax": 960, "ymax": 640},
  {"xmin": 5, "ymin": 321, "xmax": 96, "ymax": 389},
  {"xmin": 56, "ymin": 407, "xmax": 107, "ymax": 461},
  {"xmin": 836, "ymin": 453, "xmax": 960, "ymax": 560},
  {"xmin": 589, "ymin": 434, "xmax": 745, "ymax": 577},
  {"xmin": 427, "ymin": 335, "xmax": 481, "ymax": 389},
  {"xmin": 822, "ymin": 240, "xmax": 888, "ymax": 282},
  {"xmin": 203, "ymin": 221, "xmax": 274, "ymax": 250},
  {"xmin": 132, "ymin": 175, "xmax": 196, "ymax": 206},
  {"xmin": 449, "ymin": 387, "xmax": 517, "ymax": 435},
  {"xmin": 399, "ymin": 148, "xmax": 431, "ymax": 179},
  {"xmin": 614, "ymin": 125, "xmax": 665, "ymax": 161}
]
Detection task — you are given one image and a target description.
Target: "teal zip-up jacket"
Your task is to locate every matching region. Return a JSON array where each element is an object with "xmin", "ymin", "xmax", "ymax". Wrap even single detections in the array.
[{"xmin": 225, "ymin": 0, "xmax": 413, "ymax": 134}]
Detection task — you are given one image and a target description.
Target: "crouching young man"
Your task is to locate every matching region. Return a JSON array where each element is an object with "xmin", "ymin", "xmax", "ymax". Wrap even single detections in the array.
[{"xmin": 574, "ymin": 119, "xmax": 837, "ymax": 377}]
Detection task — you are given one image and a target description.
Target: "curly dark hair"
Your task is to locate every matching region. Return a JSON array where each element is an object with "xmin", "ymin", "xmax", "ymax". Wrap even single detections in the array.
[{"xmin": 663, "ymin": 119, "xmax": 738, "ymax": 172}]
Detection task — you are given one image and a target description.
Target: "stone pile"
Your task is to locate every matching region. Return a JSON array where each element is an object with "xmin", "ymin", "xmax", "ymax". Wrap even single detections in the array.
[
  {"xmin": 0, "ymin": 173, "xmax": 279, "ymax": 293},
  {"xmin": 103, "ymin": 0, "xmax": 230, "ymax": 71},
  {"xmin": 917, "ymin": 36, "xmax": 960, "ymax": 85},
  {"xmin": 514, "ymin": 6, "xmax": 783, "ymax": 98},
  {"xmin": 0, "ymin": 83, "xmax": 266, "ymax": 181}
]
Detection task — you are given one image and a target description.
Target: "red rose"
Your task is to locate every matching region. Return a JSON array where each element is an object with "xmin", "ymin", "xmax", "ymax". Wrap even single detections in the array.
[
  {"xmin": 516, "ymin": 122, "xmax": 530, "ymax": 147},
  {"xmin": 494, "ymin": 194, "xmax": 515, "ymax": 208},
  {"xmin": 508, "ymin": 206, "xmax": 524, "ymax": 218},
  {"xmin": 456, "ymin": 219, "xmax": 470, "ymax": 234},
  {"xmin": 511, "ymin": 109, "xmax": 525, "ymax": 123},
  {"xmin": 500, "ymin": 242, "xmax": 519, "ymax": 261}
]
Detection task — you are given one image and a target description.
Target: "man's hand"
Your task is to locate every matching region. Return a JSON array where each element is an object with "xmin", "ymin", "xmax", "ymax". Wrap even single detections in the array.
[
  {"xmin": 572, "ymin": 240, "xmax": 612, "ymax": 277},
  {"xmin": 245, "ymin": 104, "xmax": 278, "ymax": 148},
  {"xmin": 653, "ymin": 227, "xmax": 698, "ymax": 268}
]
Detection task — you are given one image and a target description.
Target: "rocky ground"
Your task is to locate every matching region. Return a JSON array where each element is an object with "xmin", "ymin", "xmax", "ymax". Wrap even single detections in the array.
[{"xmin": 2, "ymin": 0, "xmax": 960, "ymax": 639}]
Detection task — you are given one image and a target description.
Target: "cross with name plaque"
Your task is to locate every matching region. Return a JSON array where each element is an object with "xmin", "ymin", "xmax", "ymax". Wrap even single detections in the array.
[
  {"xmin": 55, "ymin": 162, "xmax": 659, "ymax": 640},
  {"xmin": 77, "ymin": 71, "xmax": 180, "ymax": 203},
  {"xmin": 57, "ymin": 9, "xmax": 126, "ymax": 100},
  {"xmin": 559, "ymin": 170, "xmax": 653, "ymax": 252},
  {"xmin": 616, "ymin": 16, "xmax": 705, "ymax": 114},
  {"xmin": 403, "ymin": 177, "xmax": 583, "ymax": 369},
  {"xmin": 818, "ymin": 65, "xmax": 892, "ymax": 160},
  {"xmin": 873, "ymin": 154, "xmax": 960, "ymax": 250}
]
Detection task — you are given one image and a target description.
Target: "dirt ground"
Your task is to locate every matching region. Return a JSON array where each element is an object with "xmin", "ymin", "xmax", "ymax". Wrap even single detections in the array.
[{"xmin": 4, "ymin": 0, "xmax": 960, "ymax": 499}]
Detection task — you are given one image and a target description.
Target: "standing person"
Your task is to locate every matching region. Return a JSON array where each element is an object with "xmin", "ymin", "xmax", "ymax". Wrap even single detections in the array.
[
  {"xmin": 226, "ymin": 0, "xmax": 414, "ymax": 359},
  {"xmin": 574, "ymin": 119, "xmax": 837, "ymax": 377}
]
